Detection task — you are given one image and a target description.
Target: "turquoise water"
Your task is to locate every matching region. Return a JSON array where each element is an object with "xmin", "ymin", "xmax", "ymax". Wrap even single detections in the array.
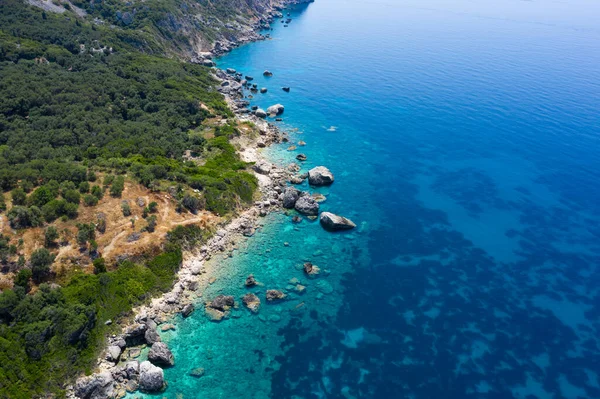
[{"xmin": 133, "ymin": 0, "xmax": 600, "ymax": 398}]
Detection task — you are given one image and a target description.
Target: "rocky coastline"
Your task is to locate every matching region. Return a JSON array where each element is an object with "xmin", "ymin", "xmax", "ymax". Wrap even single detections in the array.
[{"xmin": 67, "ymin": 1, "xmax": 356, "ymax": 397}]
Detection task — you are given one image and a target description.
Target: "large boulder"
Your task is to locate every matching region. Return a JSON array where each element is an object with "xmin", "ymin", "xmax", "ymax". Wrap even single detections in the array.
[
  {"xmin": 245, "ymin": 274, "xmax": 258, "ymax": 287},
  {"xmin": 74, "ymin": 371, "xmax": 114, "ymax": 399},
  {"xmin": 282, "ymin": 187, "xmax": 301, "ymax": 209},
  {"xmin": 308, "ymin": 166, "xmax": 334, "ymax": 186},
  {"xmin": 294, "ymin": 195, "xmax": 319, "ymax": 216},
  {"xmin": 267, "ymin": 104, "xmax": 284, "ymax": 116},
  {"xmin": 124, "ymin": 361, "xmax": 140, "ymax": 380},
  {"xmin": 144, "ymin": 327, "xmax": 161, "ymax": 345},
  {"xmin": 253, "ymin": 159, "xmax": 273, "ymax": 175},
  {"xmin": 208, "ymin": 295, "xmax": 235, "ymax": 311},
  {"xmin": 148, "ymin": 342, "xmax": 174, "ymax": 367},
  {"xmin": 320, "ymin": 212, "xmax": 356, "ymax": 231},
  {"xmin": 242, "ymin": 293, "xmax": 261, "ymax": 313},
  {"xmin": 139, "ymin": 361, "xmax": 165, "ymax": 392},
  {"xmin": 181, "ymin": 303, "xmax": 195, "ymax": 318},
  {"xmin": 255, "ymin": 108, "xmax": 267, "ymax": 118},
  {"xmin": 105, "ymin": 345, "xmax": 122, "ymax": 363}
]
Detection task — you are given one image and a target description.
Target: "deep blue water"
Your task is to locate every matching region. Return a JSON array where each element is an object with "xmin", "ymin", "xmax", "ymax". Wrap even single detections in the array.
[{"xmin": 132, "ymin": 0, "xmax": 600, "ymax": 398}]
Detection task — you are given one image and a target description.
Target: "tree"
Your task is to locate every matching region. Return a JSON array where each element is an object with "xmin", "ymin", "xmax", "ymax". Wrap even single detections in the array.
[
  {"xmin": 121, "ymin": 201, "xmax": 131, "ymax": 216},
  {"xmin": 7, "ymin": 206, "xmax": 43, "ymax": 228},
  {"xmin": 14, "ymin": 269, "xmax": 32, "ymax": 291},
  {"xmin": 11, "ymin": 188, "xmax": 27, "ymax": 206},
  {"xmin": 148, "ymin": 201, "xmax": 158, "ymax": 213},
  {"xmin": 145, "ymin": 215, "xmax": 157, "ymax": 232},
  {"xmin": 83, "ymin": 194, "xmax": 98, "ymax": 206},
  {"xmin": 29, "ymin": 186, "xmax": 55, "ymax": 208},
  {"xmin": 76, "ymin": 223, "xmax": 96, "ymax": 248},
  {"xmin": 44, "ymin": 226, "xmax": 58, "ymax": 247},
  {"xmin": 91, "ymin": 185, "xmax": 103, "ymax": 200},
  {"xmin": 110, "ymin": 176, "xmax": 125, "ymax": 197},
  {"xmin": 182, "ymin": 194, "xmax": 201, "ymax": 214},
  {"xmin": 0, "ymin": 192, "xmax": 6, "ymax": 212},
  {"xmin": 93, "ymin": 257, "xmax": 106, "ymax": 274},
  {"xmin": 63, "ymin": 189, "xmax": 81, "ymax": 204},
  {"xmin": 30, "ymin": 248, "xmax": 54, "ymax": 283},
  {"xmin": 78, "ymin": 181, "xmax": 90, "ymax": 193}
]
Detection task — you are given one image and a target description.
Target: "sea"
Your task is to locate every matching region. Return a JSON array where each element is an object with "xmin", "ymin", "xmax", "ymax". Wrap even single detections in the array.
[{"xmin": 129, "ymin": 0, "xmax": 600, "ymax": 398}]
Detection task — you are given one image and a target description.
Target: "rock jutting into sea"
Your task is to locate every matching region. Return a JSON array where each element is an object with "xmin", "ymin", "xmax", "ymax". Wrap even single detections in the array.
[
  {"xmin": 320, "ymin": 212, "xmax": 356, "ymax": 231},
  {"xmin": 308, "ymin": 166, "xmax": 335, "ymax": 186}
]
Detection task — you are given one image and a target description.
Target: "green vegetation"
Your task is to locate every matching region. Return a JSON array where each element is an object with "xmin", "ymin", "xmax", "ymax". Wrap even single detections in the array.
[
  {"xmin": 0, "ymin": 1, "xmax": 259, "ymax": 397},
  {"xmin": 0, "ymin": 226, "xmax": 206, "ymax": 398}
]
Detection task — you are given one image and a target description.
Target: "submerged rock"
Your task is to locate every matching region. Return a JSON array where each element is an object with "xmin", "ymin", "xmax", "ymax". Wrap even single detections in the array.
[
  {"xmin": 189, "ymin": 367, "xmax": 205, "ymax": 378},
  {"xmin": 320, "ymin": 212, "xmax": 356, "ymax": 231},
  {"xmin": 139, "ymin": 361, "xmax": 165, "ymax": 392},
  {"xmin": 205, "ymin": 307, "xmax": 226, "ymax": 322},
  {"xmin": 294, "ymin": 195, "xmax": 319, "ymax": 216},
  {"xmin": 242, "ymin": 293, "xmax": 261, "ymax": 313},
  {"xmin": 296, "ymin": 153, "xmax": 307, "ymax": 161},
  {"xmin": 263, "ymin": 70, "xmax": 273, "ymax": 77},
  {"xmin": 260, "ymin": 88, "xmax": 268, "ymax": 93},
  {"xmin": 266, "ymin": 290, "xmax": 286, "ymax": 301},
  {"xmin": 148, "ymin": 342, "xmax": 174, "ymax": 367},
  {"xmin": 308, "ymin": 166, "xmax": 334, "ymax": 186},
  {"xmin": 282, "ymin": 87, "xmax": 291, "ymax": 92}
]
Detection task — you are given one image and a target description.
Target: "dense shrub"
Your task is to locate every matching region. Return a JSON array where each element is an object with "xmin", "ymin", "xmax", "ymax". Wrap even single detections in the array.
[{"xmin": 30, "ymin": 248, "xmax": 54, "ymax": 283}]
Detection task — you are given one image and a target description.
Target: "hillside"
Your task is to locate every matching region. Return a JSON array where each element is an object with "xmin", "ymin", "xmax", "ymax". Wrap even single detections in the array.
[{"xmin": 0, "ymin": 0, "xmax": 282, "ymax": 396}]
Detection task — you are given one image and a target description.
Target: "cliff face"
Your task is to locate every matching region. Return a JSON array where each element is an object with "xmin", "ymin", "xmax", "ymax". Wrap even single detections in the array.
[{"xmin": 26, "ymin": 0, "xmax": 312, "ymax": 58}]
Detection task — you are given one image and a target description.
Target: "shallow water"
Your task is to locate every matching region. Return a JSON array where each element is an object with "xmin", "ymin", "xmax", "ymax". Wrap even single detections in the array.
[{"xmin": 131, "ymin": 0, "xmax": 600, "ymax": 397}]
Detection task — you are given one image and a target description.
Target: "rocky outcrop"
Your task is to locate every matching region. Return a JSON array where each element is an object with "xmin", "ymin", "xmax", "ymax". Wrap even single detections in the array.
[
  {"xmin": 245, "ymin": 274, "xmax": 258, "ymax": 287},
  {"xmin": 181, "ymin": 303, "xmax": 195, "ymax": 318},
  {"xmin": 208, "ymin": 295, "xmax": 235, "ymax": 311},
  {"xmin": 303, "ymin": 261, "xmax": 320, "ymax": 276},
  {"xmin": 75, "ymin": 371, "xmax": 114, "ymax": 399},
  {"xmin": 148, "ymin": 342, "xmax": 175, "ymax": 367},
  {"xmin": 294, "ymin": 195, "xmax": 319, "ymax": 216},
  {"xmin": 139, "ymin": 361, "xmax": 164, "ymax": 392},
  {"xmin": 144, "ymin": 327, "xmax": 161, "ymax": 345},
  {"xmin": 267, "ymin": 104, "xmax": 285, "ymax": 116},
  {"xmin": 319, "ymin": 212, "xmax": 356, "ymax": 231},
  {"xmin": 282, "ymin": 187, "xmax": 301, "ymax": 209},
  {"xmin": 242, "ymin": 293, "xmax": 261, "ymax": 313},
  {"xmin": 266, "ymin": 289, "xmax": 286, "ymax": 301},
  {"xmin": 252, "ymin": 159, "xmax": 273, "ymax": 175},
  {"xmin": 106, "ymin": 345, "xmax": 122, "ymax": 363},
  {"xmin": 308, "ymin": 166, "xmax": 334, "ymax": 186}
]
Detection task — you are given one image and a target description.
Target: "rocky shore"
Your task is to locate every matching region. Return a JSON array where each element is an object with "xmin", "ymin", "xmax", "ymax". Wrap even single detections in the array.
[
  {"xmin": 190, "ymin": 0, "xmax": 315, "ymax": 65},
  {"xmin": 69, "ymin": 75, "xmax": 295, "ymax": 398},
  {"xmin": 68, "ymin": 1, "xmax": 357, "ymax": 397}
]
